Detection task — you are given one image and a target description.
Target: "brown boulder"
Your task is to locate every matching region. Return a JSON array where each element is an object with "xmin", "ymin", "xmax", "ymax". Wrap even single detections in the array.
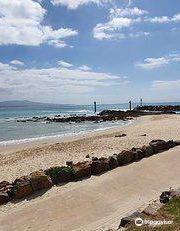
[
  {"xmin": 131, "ymin": 148, "xmax": 144, "ymax": 161},
  {"xmin": 92, "ymin": 157, "xmax": 110, "ymax": 175},
  {"xmin": 71, "ymin": 161, "xmax": 92, "ymax": 179},
  {"xmin": 30, "ymin": 171, "xmax": 53, "ymax": 191},
  {"xmin": 173, "ymin": 140, "xmax": 180, "ymax": 147},
  {"xmin": 117, "ymin": 150, "xmax": 134, "ymax": 166},
  {"xmin": 108, "ymin": 155, "xmax": 119, "ymax": 169},
  {"xmin": 45, "ymin": 166, "xmax": 72, "ymax": 184},
  {"xmin": 149, "ymin": 139, "xmax": 167, "ymax": 153},
  {"xmin": 13, "ymin": 176, "xmax": 33, "ymax": 199},
  {"xmin": 0, "ymin": 192, "xmax": 11, "ymax": 205},
  {"xmin": 141, "ymin": 145, "xmax": 154, "ymax": 157}
]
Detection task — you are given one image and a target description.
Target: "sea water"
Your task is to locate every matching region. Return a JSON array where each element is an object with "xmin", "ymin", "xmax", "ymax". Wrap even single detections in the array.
[
  {"xmin": 0, "ymin": 102, "xmax": 179, "ymax": 146},
  {"xmin": 0, "ymin": 104, "xmax": 130, "ymax": 146}
]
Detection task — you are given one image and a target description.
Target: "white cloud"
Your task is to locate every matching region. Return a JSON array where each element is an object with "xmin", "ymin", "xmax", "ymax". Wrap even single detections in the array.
[
  {"xmin": 10, "ymin": 60, "xmax": 24, "ymax": 66},
  {"xmin": 135, "ymin": 54, "xmax": 180, "ymax": 70},
  {"xmin": 79, "ymin": 65, "xmax": 92, "ymax": 71},
  {"xmin": 93, "ymin": 6, "xmax": 180, "ymax": 41},
  {"xmin": 50, "ymin": 0, "xmax": 111, "ymax": 10},
  {"xmin": 0, "ymin": 0, "xmax": 78, "ymax": 47},
  {"xmin": 110, "ymin": 7, "xmax": 148, "ymax": 18},
  {"xmin": 151, "ymin": 80, "xmax": 180, "ymax": 91},
  {"xmin": 58, "ymin": 60, "xmax": 73, "ymax": 68},
  {"xmin": 0, "ymin": 62, "xmax": 128, "ymax": 103}
]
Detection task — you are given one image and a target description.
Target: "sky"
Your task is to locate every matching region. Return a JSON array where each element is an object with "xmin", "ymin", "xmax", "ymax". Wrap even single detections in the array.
[{"xmin": 0, "ymin": 0, "xmax": 180, "ymax": 104}]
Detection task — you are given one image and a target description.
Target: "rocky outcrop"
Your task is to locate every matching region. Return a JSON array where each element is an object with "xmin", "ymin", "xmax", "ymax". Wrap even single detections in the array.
[
  {"xmin": 134, "ymin": 105, "xmax": 180, "ymax": 112},
  {"xmin": 30, "ymin": 171, "xmax": 53, "ymax": 191},
  {"xmin": 16, "ymin": 108, "xmax": 175, "ymax": 124}
]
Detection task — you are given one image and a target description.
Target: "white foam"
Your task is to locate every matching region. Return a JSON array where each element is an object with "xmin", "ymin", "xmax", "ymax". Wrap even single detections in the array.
[{"xmin": 0, "ymin": 120, "xmax": 131, "ymax": 146}]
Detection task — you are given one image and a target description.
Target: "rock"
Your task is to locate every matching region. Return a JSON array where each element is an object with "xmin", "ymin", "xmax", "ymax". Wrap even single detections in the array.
[
  {"xmin": 115, "ymin": 134, "xmax": 126, "ymax": 138},
  {"xmin": 141, "ymin": 145, "xmax": 154, "ymax": 157},
  {"xmin": 132, "ymin": 148, "xmax": 144, "ymax": 161},
  {"xmin": 13, "ymin": 176, "xmax": 33, "ymax": 199},
  {"xmin": 92, "ymin": 157, "xmax": 110, "ymax": 175},
  {"xmin": 171, "ymin": 189, "xmax": 180, "ymax": 198},
  {"xmin": 71, "ymin": 161, "xmax": 92, "ymax": 179},
  {"xmin": 117, "ymin": 150, "xmax": 134, "ymax": 166},
  {"xmin": 160, "ymin": 191, "xmax": 172, "ymax": 203},
  {"xmin": 149, "ymin": 139, "xmax": 167, "ymax": 153},
  {"xmin": 45, "ymin": 166, "xmax": 72, "ymax": 184},
  {"xmin": 86, "ymin": 154, "xmax": 90, "ymax": 158},
  {"xmin": 66, "ymin": 161, "xmax": 73, "ymax": 166},
  {"xmin": 166, "ymin": 140, "xmax": 175, "ymax": 149},
  {"xmin": 173, "ymin": 140, "xmax": 180, "ymax": 147},
  {"xmin": 143, "ymin": 202, "xmax": 162, "ymax": 216},
  {"xmin": 141, "ymin": 134, "xmax": 147, "ymax": 136},
  {"xmin": 119, "ymin": 211, "xmax": 142, "ymax": 228},
  {"xmin": 30, "ymin": 171, "xmax": 53, "ymax": 191},
  {"xmin": 108, "ymin": 155, "xmax": 119, "ymax": 169},
  {"xmin": 0, "ymin": 181, "xmax": 11, "ymax": 190},
  {"xmin": 0, "ymin": 192, "xmax": 11, "ymax": 205}
]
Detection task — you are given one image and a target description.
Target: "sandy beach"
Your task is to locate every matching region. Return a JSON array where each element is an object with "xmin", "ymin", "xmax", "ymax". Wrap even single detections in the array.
[
  {"xmin": 1, "ymin": 114, "xmax": 180, "ymax": 230},
  {"xmin": 0, "ymin": 114, "xmax": 180, "ymax": 183}
]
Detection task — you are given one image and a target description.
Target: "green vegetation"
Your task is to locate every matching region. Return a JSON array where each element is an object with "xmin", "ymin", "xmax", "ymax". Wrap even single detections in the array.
[
  {"xmin": 126, "ymin": 197, "xmax": 180, "ymax": 231},
  {"xmin": 46, "ymin": 166, "xmax": 72, "ymax": 183}
]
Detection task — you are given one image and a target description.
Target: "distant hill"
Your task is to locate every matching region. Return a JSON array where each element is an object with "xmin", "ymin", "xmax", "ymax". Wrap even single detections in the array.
[{"xmin": 0, "ymin": 100, "xmax": 70, "ymax": 108}]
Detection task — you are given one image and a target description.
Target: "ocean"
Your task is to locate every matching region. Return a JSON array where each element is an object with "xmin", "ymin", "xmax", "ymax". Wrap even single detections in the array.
[{"xmin": 0, "ymin": 102, "xmax": 179, "ymax": 146}]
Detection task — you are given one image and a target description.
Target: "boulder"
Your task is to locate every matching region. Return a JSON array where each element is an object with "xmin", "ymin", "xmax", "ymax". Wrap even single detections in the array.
[
  {"xmin": 108, "ymin": 155, "xmax": 119, "ymax": 169},
  {"xmin": 0, "ymin": 192, "xmax": 11, "ymax": 205},
  {"xmin": 13, "ymin": 176, "xmax": 33, "ymax": 199},
  {"xmin": 92, "ymin": 157, "xmax": 110, "ymax": 175},
  {"xmin": 71, "ymin": 161, "xmax": 92, "ymax": 179},
  {"xmin": 143, "ymin": 202, "xmax": 162, "ymax": 216},
  {"xmin": 149, "ymin": 140, "xmax": 167, "ymax": 153},
  {"xmin": 173, "ymin": 140, "xmax": 180, "ymax": 147},
  {"xmin": 66, "ymin": 161, "xmax": 73, "ymax": 166},
  {"xmin": 117, "ymin": 150, "xmax": 134, "ymax": 166},
  {"xmin": 30, "ymin": 171, "xmax": 53, "ymax": 191},
  {"xmin": 45, "ymin": 166, "xmax": 72, "ymax": 184},
  {"xmin": 119, "ymin": 211, "xmax": 142, "ymax": 228},
  {"xmin": 166, "ymin": 140, "xmax": 175, "ymax": 149},
  {"xmin": 160, "ymin": 191, "xmax": 172, "ymax": 203},
  {"xmin": 0, "ymin": 181, "xmax": 11, "ymax": 190},
  {"xmin": 141, "ymin": 145, "xmax": 154, "ymax": 157},
  {"xmin": 132, "ymin": 148, "xmax": 144, "ymax": 161}
]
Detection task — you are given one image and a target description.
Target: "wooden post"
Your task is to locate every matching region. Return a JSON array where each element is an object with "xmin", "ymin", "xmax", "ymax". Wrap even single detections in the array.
[
  {"xmin": 94, "ymin": 101, "xmax": 97, "ymax": 113},
  {"xmin": 129, "ymin": 100, "xmax": 132, "ymax": 111},
  {"xmin": 140, "ymin": 98, "xmax": 143, "ymax": 107}
]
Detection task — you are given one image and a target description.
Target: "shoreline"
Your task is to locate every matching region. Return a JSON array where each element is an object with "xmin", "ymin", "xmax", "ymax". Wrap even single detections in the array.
[
  {"xmin": 0, "ymin": 119, "xmax": 133, "ymax": 155},
  {"xmin": 1, "ymin": 114, "xmax": 180, "ymax": 183}
]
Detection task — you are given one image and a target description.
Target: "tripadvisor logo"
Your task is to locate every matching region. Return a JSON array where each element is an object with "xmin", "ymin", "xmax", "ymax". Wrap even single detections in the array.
[{"xmin": 135, "ymin": 218, "xmax": 143, "ymax": 226}]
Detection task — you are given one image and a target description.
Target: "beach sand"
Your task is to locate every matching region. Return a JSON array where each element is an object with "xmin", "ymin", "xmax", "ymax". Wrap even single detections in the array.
[
  {"xmin": 0, "ymin": 114, "xmax": 180, "ymax": 183},
  {"xmin": 1, "ymin": 114, "xmax": 180, "ymax": 230},
  {"xmin": 0, "ymin": 115, "xmax": 180, "ymax": 181}
]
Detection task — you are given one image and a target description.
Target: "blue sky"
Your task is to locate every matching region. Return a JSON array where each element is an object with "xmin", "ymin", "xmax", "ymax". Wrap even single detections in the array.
[{"xmin": 0, "ymin": 0, "xmax": 180, "ymax": 104}]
